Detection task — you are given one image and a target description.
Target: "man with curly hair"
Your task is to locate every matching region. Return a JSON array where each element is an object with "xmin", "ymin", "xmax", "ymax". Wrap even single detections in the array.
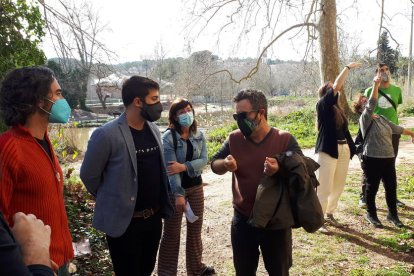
[{"xmin": 0, "ymin": 66, "xmax": 74, "ymax": 274}]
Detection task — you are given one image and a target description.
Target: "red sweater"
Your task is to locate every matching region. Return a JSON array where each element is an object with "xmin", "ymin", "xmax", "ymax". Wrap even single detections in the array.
[{"xmin": 0, "ymin": 125, "xmax": 74, "ymax": 266}]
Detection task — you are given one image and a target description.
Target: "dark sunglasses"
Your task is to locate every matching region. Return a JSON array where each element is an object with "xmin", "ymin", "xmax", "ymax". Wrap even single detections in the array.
[{"xmin": 232, "ymin": 110, "xmax": 258, "ymax": 121}]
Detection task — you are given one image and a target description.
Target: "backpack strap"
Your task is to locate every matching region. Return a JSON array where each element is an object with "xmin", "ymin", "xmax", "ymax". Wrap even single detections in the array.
[
  {"xmin": 169, "ymin": 128, "xmax": 178, "ymax": 153},
  {"xmin": 362, "ymin": 121, "xmax": 374, "ymax": 146},
  {"xmin": 378, "ymin": 89, "xmax": 397, "ymax": 111}
]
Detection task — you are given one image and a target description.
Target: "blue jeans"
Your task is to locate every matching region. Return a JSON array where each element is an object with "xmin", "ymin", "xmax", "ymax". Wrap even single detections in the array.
[{"xmin": 231, "ymin": 210, "xmax": 292, "ymax": 276}]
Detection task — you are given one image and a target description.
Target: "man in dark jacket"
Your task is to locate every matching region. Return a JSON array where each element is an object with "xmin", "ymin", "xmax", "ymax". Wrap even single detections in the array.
[{"xmin": 81, "ymin": 76, "xmax": 174, "ymax": 276}]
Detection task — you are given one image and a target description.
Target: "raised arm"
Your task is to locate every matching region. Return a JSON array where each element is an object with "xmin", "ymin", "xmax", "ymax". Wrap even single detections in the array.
[
  {"xmin": 369, "ymin": 70, "xmax": 382, "ymax": 101},
  {"xmin": 332, "ymin": 62, "xmax": 362, "ymax": 94}
]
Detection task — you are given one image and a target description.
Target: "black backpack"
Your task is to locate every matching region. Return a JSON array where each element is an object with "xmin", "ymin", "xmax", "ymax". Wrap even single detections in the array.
[{"xmin": 355, "ymin": 122, "xmax": 373, "ymax": 159}]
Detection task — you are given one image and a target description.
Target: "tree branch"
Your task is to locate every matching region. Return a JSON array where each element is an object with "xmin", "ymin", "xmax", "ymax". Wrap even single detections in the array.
[{"xmin": 199, "ymin": 22, "xmax": 317, "ymax": 85}]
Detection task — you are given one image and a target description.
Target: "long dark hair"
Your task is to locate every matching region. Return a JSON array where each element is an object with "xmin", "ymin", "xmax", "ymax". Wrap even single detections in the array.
[
  {"xmin": 168, "ymin": 98, "xmax": 197, "ymax": 134},
  {"xmin": 317, "ymin": 82, "xmax": 348, "ymax": 130}
]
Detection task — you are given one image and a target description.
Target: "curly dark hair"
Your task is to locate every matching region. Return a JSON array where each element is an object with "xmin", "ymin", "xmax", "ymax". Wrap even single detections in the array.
[
  {"xmin": 0, "ymin": 66, "xmax": 55, "ymax": 126},
  {"xmin": 352, "ymin": 92, "xmax": 367, "ymax": 115},
  {"xmin": 168, "ymin": 98, "xmax": 197, "ymax": 134},
  {"xmin": 233, "ymin": 89, "xmax": 268, "ymax": 119}
]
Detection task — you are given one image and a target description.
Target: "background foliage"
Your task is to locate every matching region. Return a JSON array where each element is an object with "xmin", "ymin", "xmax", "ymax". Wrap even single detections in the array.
[{"xmin": 0, "ymin": 0, "xmax": 46, "ymax": 133}]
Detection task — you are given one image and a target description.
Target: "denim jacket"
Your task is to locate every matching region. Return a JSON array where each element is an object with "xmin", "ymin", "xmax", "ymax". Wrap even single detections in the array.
[{"xmin": 162, "ymin": 128, "xmax": 208, "ymax": 197}]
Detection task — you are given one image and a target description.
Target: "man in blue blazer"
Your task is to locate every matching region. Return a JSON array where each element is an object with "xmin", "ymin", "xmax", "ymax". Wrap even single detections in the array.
[{"xmin": 80, "ymin": 76, "xmax": 174, "ymax": 276}]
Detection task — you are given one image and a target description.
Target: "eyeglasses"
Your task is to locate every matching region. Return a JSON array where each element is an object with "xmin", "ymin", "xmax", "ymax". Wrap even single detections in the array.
[{"xmin": 232, "ymin": 110, "xmax": 257, "ymax": 121}]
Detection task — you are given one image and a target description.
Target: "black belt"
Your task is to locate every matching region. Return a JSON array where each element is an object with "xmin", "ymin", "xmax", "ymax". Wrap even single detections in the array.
[
  {"xmin": 337, "ymin": 140, "xmax": 347, "ymax": 144},
  {"xmin": 133, "ymin": 207, "xmax": 160, "ymax": 219}
]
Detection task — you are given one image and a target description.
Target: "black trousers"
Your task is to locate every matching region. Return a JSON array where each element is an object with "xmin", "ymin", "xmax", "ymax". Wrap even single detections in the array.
[
  {"xmin": 361, "ymin": 156, "xmax": 398, "ymax": 217},
  {"xmin": 231, "ymin": 210, "xmax": 292, "ymax": 276},
  {"xmin": 360, "ymin": 134, "xmax": 400, "ymax": 199},
  {"xmin": 106, "ymin": 213, "xmax": 162, "ymax": 276}
]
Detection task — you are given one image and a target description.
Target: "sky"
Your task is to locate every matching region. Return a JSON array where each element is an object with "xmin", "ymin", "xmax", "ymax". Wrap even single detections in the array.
[{"xmin": 42, "ymin": 0, "xmax": 414, "ymax": 63}]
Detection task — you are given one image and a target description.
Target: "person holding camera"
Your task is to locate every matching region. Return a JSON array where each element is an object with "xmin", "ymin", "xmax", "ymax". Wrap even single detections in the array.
[
  {"xmin": 353, "ymin": 71, "xmax": 414, "ymax": 228},
  {"xmin": 358, "ymin": 63, "xmax": 404, "ymax": 208}
]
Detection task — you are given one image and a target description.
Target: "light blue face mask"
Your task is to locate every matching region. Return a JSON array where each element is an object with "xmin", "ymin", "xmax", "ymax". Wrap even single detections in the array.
[
  {"xmin": 44, "ymin": 98, "xmax": 72, "ymax": 123},
  {"xmin": 178, "ymin": 112, "xmax": 194, "ymax": 127}
]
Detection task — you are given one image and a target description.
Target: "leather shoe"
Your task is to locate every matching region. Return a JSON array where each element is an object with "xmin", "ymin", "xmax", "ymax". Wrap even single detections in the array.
[
  {"xmin": 386, "ymin": 214, "xmax": 404, "ymax": 228},
  {"xmin": 365, "ymin": 213, "xmax": 383, "ymax": 228},
  {"xmin": 200, "ymin": 266, "xmax": 216, "ymax": 275}
]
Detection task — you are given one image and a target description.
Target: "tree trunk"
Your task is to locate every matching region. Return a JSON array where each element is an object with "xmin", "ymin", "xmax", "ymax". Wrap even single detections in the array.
[
  {"xmin": 318, "ymin": 0, "xmax": 350, "ymax": 113},
  {"xmin": 96, "ymin": 84, "xmax": 107, "ymax": 110}
]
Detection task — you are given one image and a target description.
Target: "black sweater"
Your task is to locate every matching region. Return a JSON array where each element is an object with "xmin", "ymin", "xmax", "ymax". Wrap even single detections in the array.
[{"xmin": 314, "ymin": 88, "xmax": 356, "ymax": 159}]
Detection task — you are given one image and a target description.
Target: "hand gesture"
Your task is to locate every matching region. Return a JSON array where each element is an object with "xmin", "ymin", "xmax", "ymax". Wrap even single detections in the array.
[
  {"xmin": 224, "ymin": 155, "xmax": 237, "ymax": 172},
  {"xmin": 373, "ymin": 70, "xmax": 381, "ymax": 85},
  {"xmin": 11, "ymin": 212, "xmax": 52, "ymax": 267},
  {"xmin": 264, "ymin": 157, "xmax": 279, "ymax": 176},
  {"xmin": 175, "ymin": 196, "xmax": 186, "ymax": 212},
  {"xmin": 167, "ymin": 161, "xmax": 186, "ymax": 175}
]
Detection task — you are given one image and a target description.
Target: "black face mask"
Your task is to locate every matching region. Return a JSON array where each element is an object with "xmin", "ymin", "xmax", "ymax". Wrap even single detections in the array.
[
  {"xmin": 237, "ymin": 118, "xmax": 256, "ymax": 137},
  {"xmin": 235, "ymin": 112, "xmax": 259, "ymax": 138},
  {"xmin": 141, "ymin": 101, "xmax": 163, "ymax": 122}
]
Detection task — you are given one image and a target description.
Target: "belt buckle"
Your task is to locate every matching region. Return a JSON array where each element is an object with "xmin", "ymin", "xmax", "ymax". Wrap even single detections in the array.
[{"xmin": 143, "ymin": 209, "xmax": 153, "ymax": 219}]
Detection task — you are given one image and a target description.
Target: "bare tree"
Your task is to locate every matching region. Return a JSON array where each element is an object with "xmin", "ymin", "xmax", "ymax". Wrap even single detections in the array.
[
  {"xmin": 183, "ymin": 0, "xmax": 390, "ymax": 112},
  {"xmin": 151, "ymin": 40, "xmax": 168, "ymax": 84},
  {"xmin": 184, "ymin": 0, "xmax": 319, "ymax": 82},
  {"xmin": 93, "ymin": 63, "xmax": 115, "ymax": 110},
  {"xmin": 39, "ymin": 0, "xmax": 116, "ymax": 110},
  {"xmin": 174, "ymin": 50, "xmax": 220, "ymax": 112}
]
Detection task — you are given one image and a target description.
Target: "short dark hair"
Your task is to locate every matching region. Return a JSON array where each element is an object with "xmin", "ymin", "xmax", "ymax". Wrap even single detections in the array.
[
  {"xmin": 233, "ymin": 89, "xmax": 268, "ymax": 119},
  {"xmin": 0, "ymin": 66, "xmax": 55, "ymax": 126},
  {"xmin": 168, "ymin": 98, "xmax": 197, "ymax": 134},
  {"xmin": 121, "ymin": 76, "xmax": 160, "ymax": 107},
  {"xmin": 375, "ymin": 63, "xmax": 388, "ymax": 73}
]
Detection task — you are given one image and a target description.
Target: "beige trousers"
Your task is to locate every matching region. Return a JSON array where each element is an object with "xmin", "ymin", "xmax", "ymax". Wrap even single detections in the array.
[{"xmin": 317, "ymin": 144, "xmax": 350, "ymax": 215}]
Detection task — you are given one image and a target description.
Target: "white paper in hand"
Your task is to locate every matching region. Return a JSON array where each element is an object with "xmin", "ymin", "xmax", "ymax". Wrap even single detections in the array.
[{"xmin": 185, "ymin": 201, "xmax": 199, "ymax": 223}]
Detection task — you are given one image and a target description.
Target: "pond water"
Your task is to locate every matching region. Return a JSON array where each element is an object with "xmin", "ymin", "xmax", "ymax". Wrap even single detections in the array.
[{"xmin": 74, "ymin": 125, "xmax": 170, "ymax": 152}]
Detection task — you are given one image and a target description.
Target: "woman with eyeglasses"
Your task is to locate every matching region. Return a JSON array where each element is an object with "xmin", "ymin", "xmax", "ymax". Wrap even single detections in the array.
[
  {"xmin": 158, "ymin": 98, "xmax": 215, "ymax": 276},
  {"xmin": 314, "ymin": 62, "xmax": 361, "ymax": 232}
]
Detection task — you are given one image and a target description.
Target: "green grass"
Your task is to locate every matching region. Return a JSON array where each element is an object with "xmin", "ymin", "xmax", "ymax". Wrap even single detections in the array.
[
  {"xmin": 377, "ymin": 235, "xmax": 412, "ymax": 253},
  {"xmin": 355, "ymin": 255, "xmax": 370, "ymax": 265},
  {"xmin": 269, "ymin": 107, "xmax": 318, "ymax": 148}
]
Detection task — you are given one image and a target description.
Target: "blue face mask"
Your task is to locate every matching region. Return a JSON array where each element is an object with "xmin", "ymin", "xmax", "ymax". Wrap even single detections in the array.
[
  {"xmin": 178, "ymin": 112, "xmax": 194, "ymax": 127},
  {"xmin": 44, "ymin": 98, "xmax": 72, "ymax": 123}
]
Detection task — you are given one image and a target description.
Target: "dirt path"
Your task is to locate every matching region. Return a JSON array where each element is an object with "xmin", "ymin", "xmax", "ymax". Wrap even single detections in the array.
[{"xmin": 165, "ymin": 117, "xmax": 414, "ymax": 276}]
